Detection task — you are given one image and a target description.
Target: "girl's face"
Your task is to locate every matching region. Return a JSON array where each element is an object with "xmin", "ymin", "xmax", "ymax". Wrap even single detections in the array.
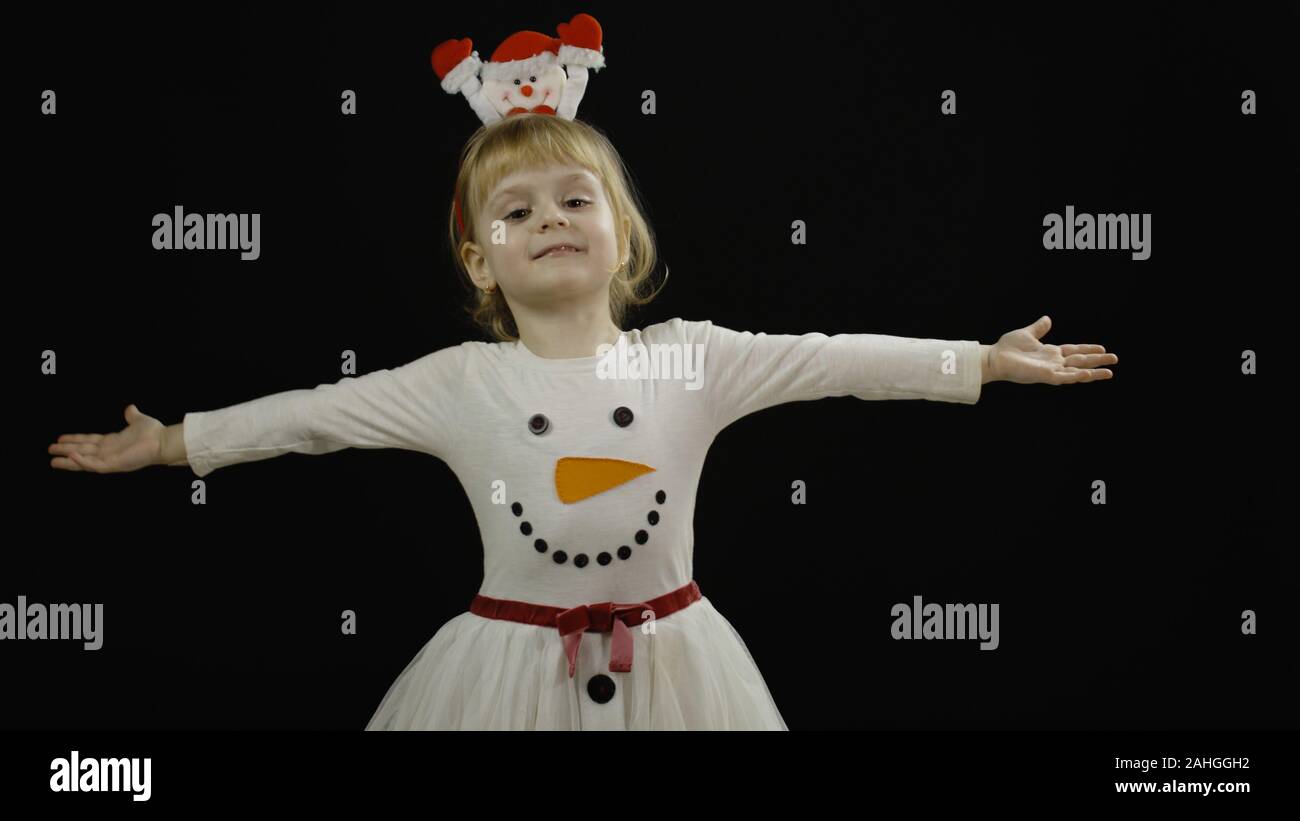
[{"xmin": 464, "ymin": 163, "xmax": 629, "ymax": 308}]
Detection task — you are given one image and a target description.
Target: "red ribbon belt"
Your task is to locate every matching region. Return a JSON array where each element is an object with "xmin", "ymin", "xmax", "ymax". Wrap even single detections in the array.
[{"xmin": 470, "ymin": 580, "xmax": 702, "ymax": 678}]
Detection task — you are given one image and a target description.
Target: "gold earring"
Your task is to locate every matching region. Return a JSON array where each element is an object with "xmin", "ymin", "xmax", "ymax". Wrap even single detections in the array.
[{"xmin": 484, "ymin": 284, "xmax": 498, "ymax": 295}]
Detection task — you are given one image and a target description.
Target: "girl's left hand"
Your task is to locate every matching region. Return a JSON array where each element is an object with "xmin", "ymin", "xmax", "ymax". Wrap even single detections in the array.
[{"xmin": 989, "ymin": 315, "xmax": 1117, "ymax": 385}]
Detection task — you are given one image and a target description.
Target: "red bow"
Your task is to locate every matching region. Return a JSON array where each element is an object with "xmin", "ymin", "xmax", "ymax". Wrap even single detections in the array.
[{"xmin": 555, "ymin": 600, "xmax": 654, "ymax": 678}]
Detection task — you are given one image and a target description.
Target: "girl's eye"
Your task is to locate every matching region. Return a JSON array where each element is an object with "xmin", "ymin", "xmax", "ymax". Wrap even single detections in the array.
[{"xmin": 505, "ymin": 200, "xmax": 590, "ymax": 221}]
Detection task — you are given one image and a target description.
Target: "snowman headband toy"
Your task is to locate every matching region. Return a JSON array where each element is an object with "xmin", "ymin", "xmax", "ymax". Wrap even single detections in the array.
[{"xmin": 432, "ymin": 12, "xmax": 607, "ymax": 238}]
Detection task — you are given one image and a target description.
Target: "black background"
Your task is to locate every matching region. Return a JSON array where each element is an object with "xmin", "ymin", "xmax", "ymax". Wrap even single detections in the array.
[{"xmin": 8, "ymin": 1, "xmax": 1295, "ymax": 731}]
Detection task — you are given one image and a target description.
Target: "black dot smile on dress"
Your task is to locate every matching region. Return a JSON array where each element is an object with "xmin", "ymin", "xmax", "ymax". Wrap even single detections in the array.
[{"xmin": 508, "ymin": 407, "xmax": 667, "ymax": 568}]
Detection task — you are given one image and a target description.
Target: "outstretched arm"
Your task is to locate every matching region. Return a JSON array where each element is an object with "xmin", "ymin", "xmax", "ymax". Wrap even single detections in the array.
[
  {"xmin": 50, "ymin": 346, "xmax": 469, "ymax": 478},
  {"xmin": 179, "ymin": 347, "xmax": 467, "ymax": 478},
  {"xmin": 675, "ymin": 319, "xmax": 985, "ymax": 434}
]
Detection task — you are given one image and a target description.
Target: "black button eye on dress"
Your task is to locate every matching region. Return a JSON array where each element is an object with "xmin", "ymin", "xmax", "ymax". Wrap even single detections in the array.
[
  {"xmin": 587, "ymin": 673, "xmax": 616, "ymax": 703},
  {"xmin": 528, "ymin": 413, "xmax": 550, "ymax": 435},
  {"xmin": 612, "ymin": 406, "xmax": 634, "ymax": 427}
]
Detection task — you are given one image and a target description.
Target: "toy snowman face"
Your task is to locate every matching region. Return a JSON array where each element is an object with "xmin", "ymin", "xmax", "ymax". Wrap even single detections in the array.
[{"xmin": 483, "ymin": 64, "xmax": 567, "ymax": 116}]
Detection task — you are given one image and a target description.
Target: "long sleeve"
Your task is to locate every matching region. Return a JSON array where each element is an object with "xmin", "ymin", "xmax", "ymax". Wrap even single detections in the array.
[
  {"xmin": 182, "ymin": 344, "xmax": 469, "ymax": 478},
  {"xmin": 680, "ymin": 318, "xmax": 982, "ymax": 433}
]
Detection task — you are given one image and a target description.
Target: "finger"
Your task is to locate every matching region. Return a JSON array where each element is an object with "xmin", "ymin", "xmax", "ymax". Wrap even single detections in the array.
[
  {"xmin": 51, "ymin": 456, "xmax": 84, "ymax": 471},
  {"xmin": 1086, "ymin": 353, "xmax": 1118, "ymax": 367},
  {"xmin": 1052, "ymin": 367, "xmax": 1088, "ymax": 385},
  {"xmin": 1060, "ymin": 344, "xmax": 1107, "ymax": 356},
  {"xmin": 49, "ymin": 443, "xmax": 100, "ymax": 456},
  {"xmin": 57, "ymin": 434, "xmax": 104, "ymax": 444},
  {"xmin": 1028, "ymin": 315, "xmax": 1051, "ymax": 340},
  {"xmin": 70, "ymin": 451, "xmax": 107, "ymax": 473},
  {"xmin": 1063, "ymin": 353, "xmax": 1118, "ymax": 368},
  {"xmin": 1056, "ymin": 368, "xmax": 1113, "ymax": 384}
]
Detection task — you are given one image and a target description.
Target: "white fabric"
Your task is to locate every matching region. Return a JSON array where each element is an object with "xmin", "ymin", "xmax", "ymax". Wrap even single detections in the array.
[
  {"xmin": 557, "ymin": 43, "xmax": 605, "ymax": 71},
  {"xmin": 182, "ymin": 317, "xmax": 983, "ymax": 729},
  {"xmin": 440, "ymin": 50, "xmax": 482, "ymax": 95}
]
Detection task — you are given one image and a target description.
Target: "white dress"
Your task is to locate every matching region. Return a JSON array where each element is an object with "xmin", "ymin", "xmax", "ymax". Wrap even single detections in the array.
[{"xmin": 182, "ymin": 317, "xmax": 983, "ymax": 729}]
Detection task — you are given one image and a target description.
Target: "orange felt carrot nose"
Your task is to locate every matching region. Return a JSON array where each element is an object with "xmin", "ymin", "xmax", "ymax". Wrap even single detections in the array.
[{"xmin": 555, "ymin": 457, "xmax": 655, "ymax": 504}]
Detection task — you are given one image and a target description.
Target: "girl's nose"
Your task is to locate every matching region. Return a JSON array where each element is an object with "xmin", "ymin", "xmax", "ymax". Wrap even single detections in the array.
[{"xmin": 521, "ymin": 85, "xmax": 533, "ymax": 97}]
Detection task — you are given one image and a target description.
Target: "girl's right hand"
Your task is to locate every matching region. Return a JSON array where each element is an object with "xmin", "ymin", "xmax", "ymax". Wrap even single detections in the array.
[{"xmin": 48, "ymin": 404, "xmax": 166, "ymax": 473}]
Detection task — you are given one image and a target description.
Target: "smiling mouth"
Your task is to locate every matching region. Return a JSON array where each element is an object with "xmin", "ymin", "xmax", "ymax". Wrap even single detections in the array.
[
  {"xmin": 507, "ymin": 90, "xmax": 550, "ymax": 106},
  {"xmin": 508, "ymin": 458, "xmax": 668, "ymax": 570},
  {"xmin": 534, "ymin": 246, "xmax": 584, "ymax": 260}
]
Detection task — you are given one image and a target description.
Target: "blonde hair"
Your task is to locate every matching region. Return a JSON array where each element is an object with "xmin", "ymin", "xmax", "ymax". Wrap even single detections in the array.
[{"xmin": 448, "ymin": 114, "xmax": 668, "ymax": 342}]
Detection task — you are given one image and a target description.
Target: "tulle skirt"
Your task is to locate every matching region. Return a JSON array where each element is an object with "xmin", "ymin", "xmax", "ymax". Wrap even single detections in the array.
[{"xmin": 364, "ymin": 595, "xmax": 787, "ymax": 730}]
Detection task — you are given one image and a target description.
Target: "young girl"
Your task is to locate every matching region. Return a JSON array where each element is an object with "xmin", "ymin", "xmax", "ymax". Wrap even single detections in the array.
[{"xmin": 47, "ymin": 99, "xmax": 1117, "ymax": 734}]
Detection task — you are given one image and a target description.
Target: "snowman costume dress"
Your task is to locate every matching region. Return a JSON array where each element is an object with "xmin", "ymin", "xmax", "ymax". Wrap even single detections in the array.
[
  {"xmin": 182, "ymin": 319, "xmax": 983, "ymax": 729},
  {"xmin": 181, "ymin": 15, "xmax": 984, "ymax": 729}
]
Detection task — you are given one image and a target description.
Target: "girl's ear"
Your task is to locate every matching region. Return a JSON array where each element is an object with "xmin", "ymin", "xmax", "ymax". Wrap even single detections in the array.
[{"xmin": 461, "ymin": 240, "xmax": 491, "ymax": 287}]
